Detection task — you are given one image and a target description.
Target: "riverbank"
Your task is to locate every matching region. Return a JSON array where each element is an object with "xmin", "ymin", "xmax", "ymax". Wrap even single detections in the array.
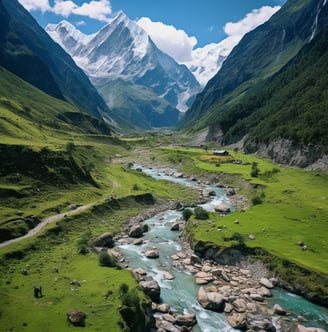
[{"xmin": 110, "ymin": 165, "xmax": 328, "ymax": 331}]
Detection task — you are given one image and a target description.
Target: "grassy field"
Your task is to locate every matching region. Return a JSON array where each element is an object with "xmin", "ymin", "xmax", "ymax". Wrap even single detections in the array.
[{"xmin": 155, "ymin": 146, "xmax": 328, "ymax": 275}]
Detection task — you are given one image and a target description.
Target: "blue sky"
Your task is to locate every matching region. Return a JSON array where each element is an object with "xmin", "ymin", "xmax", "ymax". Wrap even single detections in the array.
[{"xmin": 19, "ymin": 0, "xmax": 286, "ymax": 47}]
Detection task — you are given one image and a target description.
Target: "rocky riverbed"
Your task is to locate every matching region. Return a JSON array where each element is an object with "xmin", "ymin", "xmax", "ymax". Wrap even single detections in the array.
[{"xmin": 95, "ymin": 164, "xmax": 327, "ymax": 331}]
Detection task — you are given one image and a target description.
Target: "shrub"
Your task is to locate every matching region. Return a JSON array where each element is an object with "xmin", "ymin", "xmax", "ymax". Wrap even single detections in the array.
[
  {"xmin": 132, "ymin": 184, "xmax": 140, "ymax": 191},
  {"xmin": 251, "ymin": 195, "xmax": 263, "ymax": 205},
  {"xmin": 194, "ymin": 206, "xmax": 209, "ymax": 220},
  {"xmin": 182, "ymin": 208, "xmax": 193, "ymax": 221},
  {"xmin": 250, "ymin": 162, "xmax": 260, "ymax": 177},
  {"xmin": 99, "ymin": 251, "xmax": 116, "ymax": 267}
]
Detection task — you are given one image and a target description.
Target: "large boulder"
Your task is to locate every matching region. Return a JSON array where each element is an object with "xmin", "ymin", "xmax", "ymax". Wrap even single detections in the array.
[
  {"xmin": 296, "ymin": 325, "xmax": 326, "ymax": 332},
  {"xmin": 227, "ymin": 313, "xmax": 246, "ymax": 329},
  {"xmin": 246, "ymin": 313, "xmax": 276, "ymax": 331},
  {"xmin": 67, "ymin": 310, "xmax": 86, "ymax": 326},
  {"xmin": 140, "ymin": 280, "xmax": 161, "ymax": 303},
  {"xmin": 174, "ymin": 313, "xmax": 197, "ymax": 327},
  {"xmin": 93, "ymin": 232, "xmax": 114, "ymax": 248},
  {"xmin": 197, "ymin": 287, "xmax": 226, "ymax": 312},
  {"xmin": 145, "ymin": 248, "xmax": 159, "ymax": 259},
  {"xmin": 214, "ymin": 204, "xmax": 230, "ymax": 213},
  {"xmin": 129, "ymin": 225, "xmax": 144, "ymax": 238}
]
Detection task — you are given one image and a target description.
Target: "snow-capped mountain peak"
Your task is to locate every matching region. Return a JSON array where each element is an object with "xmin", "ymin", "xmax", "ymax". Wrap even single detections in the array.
[{"xmin": 45, "ymin": 11, "xmax": 200, "ymax": 127}]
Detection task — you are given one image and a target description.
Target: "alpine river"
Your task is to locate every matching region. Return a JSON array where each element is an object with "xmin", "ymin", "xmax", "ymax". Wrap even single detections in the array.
[{"xmin": 119, "ymin": 165, "xmax": 328, "ymax": 331}]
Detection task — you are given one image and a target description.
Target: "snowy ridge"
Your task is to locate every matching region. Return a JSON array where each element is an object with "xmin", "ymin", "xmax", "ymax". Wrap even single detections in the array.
[{"xmin": 45, "ymin": 11, "xmax": 200, "ymax": 117}]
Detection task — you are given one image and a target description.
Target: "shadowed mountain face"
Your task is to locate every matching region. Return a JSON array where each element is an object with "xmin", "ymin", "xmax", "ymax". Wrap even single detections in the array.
[
  {"xmin": 0, "ymin": 0, "xmax": 118, "ymax": 125},
  {"xmin": 46, "ymin": 12, "xmax": 201, "ymax": 129}
]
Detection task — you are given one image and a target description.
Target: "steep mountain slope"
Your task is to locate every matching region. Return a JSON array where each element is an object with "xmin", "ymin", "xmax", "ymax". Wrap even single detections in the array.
[
  {"xmin": 0, "ymin": 0, "xmax": 117, "ymax": 126},
  {"xmin": 180, "ymin": 0, "xmax": 326, "ymax": 131},
  {"xmin": 46, "ymin": 12, "xmax": 201, "ymax": 129},
  {"xmin": 0, "ymin": 66, "xmax": 111, "ymax": 143}
]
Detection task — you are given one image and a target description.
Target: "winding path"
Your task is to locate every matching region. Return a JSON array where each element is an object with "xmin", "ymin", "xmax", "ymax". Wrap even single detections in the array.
[{"xmin": 0, "ymin": 204, "xmax": 92, "ymax": 249}]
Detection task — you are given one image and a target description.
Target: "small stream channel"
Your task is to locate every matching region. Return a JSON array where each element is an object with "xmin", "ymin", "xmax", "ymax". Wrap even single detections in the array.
[{"xmin": 119, "ymin": 165, "xmax": 328, "ymax": 331}]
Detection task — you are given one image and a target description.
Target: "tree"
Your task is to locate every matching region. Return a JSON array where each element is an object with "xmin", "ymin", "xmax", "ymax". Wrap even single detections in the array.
[
  {"xmin": 182, "ymin": 208, "xmax": 193, "ymax": 221},
  {"xmin": 99, "ymin": 251, "xmax": 116, "ymax": 267},
  {"xmin": 194, "ymin": 206, "xmax": 209, "ymax": 220}
]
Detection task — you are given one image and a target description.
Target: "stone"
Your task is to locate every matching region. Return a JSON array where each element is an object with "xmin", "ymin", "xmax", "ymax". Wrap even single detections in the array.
[
  {"xmin": 170, "ymin": 223, "xmax": 180, "ymax": 231},
  {"xmin": 164, "ymin": 272, "xmax": 175, "ymax": 280},
  {"xmin": 246, "ymin": 313, "xmax": 276, "ymax": 332},
  {"xmin": 174, "ymin": 313, "xmax": 197, "ymax": 327},
  {"xmin": 145, "ymin": 248, "xmax": 159, "ymax": 258},
  {"xmin": 195, "ymin": 278, "xmax": 209, "ymax": 285},
  {"xmin": 232, "ymin": 298, "xmax": 248, "ymax": 313},
  {"xmin": 273, "ymin": 303, "xmax": 287, "ymax": 315},
  {"xmin": 128, "ymin": 224, "xmax": 144, "ymax": 238},
  {"xmin": 260, "ymin": 277, "xmax": 274, "ymax": 289},
  {"xmin": 224, "ymin": 303, "xmax": 234, "ymax": 313},
  {"xmin": 227, "ymin": 313, "xmax": 246, "ymax": 329},
  {"xmin": 157, "ymin": 303, "xmax": 170, "ymax": 313},
  {"xmin": 257, "ymin": 286, "xmax": 272, "ymax": 297},
  {"xmin": 133, "ymin": 268, "xmax": 147, "ymax": 276},
  {"xmin": 159, "ymin": 320, "xmax": 180, "ymax": 332},
  {"xmin": 190, "ymin": 254, "xmax": 202, "ymax": 265},
  {"xmin": 214, "ymin": 204, "xmax": 230, "ymax": 213},
  {"xmin": 133, "ymin": 238, "xmax": 143, "ymax": 245},
  {"xmin": 67, "ymin": 310, "xmax": 86, "ymax": 326},
  {"xmin": 296, "ymin": 325, "xmax": 326, "ymax": 332},
  {"xmin": 197, "ymin": 287, "xmax": 226, "ymax": 312},
  {"xmin": 93, "ymin": 232, "xmax": 114, "ymax": 248},
  {"xmin": 140, "ymin": 280, "xmax": 160, "ymax": 303}
]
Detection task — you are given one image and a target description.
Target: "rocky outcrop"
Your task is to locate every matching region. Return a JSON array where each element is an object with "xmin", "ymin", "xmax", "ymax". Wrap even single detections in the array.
[
  {"xmin": 244, "ymin": 138, "xmax": 328, "ymax": 171},
  {"xmin": 67, "ymin": 310, "xmax": 86, "ymax": 326},
  {"xmin": 93, "ymin": 232, "xmax": 114, "ymax": 248},
  {"xmin": 139, "ymin": 280, "xmax": 161, "ymax": 303}
]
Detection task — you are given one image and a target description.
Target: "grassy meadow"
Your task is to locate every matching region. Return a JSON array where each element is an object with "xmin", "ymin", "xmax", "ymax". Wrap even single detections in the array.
[{"xmin": 156, "ymin": 146, "xmax": 328, "ymax": 275}]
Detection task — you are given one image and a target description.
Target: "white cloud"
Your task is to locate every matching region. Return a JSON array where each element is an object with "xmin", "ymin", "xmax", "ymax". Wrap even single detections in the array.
[
  {"xmin": 18, "ymin": 0, "xmax": 50, "ymax": 13},
  {"xmin": 18, "ymin": 0, "xmax": 112, "ymax": 22},
  {"xmin": 73, "ymin": 0, "xmax": 112, "ymax": 22},
  {"xmin": 137, "ymin": 17, "xmax": 197, "ymax": 63},
  {"xmin": 76, "ymin": 20, "xmax": 87, "ymax": 26},
  {"xmin": 52, "ymin": 0, "xmax": 77, "ymax": 17},
  {"xmin": 223, "ymin": 6, "xmax": 281, "ymax": 47}
]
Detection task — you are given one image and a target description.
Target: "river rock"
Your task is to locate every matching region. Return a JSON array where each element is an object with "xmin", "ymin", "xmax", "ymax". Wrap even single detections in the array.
[
  {"xmin": 227, "ymin": 313, "xmax": 246, "ymax": 329},
  {"xmin": 214, "ymin": 204, "xmax": 230, "ymax": 213},
  {"xmin": 197, "ymin": 287, "xmax": 226, "ymax": 312},
  {"xmin": 156, "ymin": 303, "xmax": 170, "ymax": 313},
  {"xmin": 133, "ymin": 268, "xmax": 147, "ymax": 276},
  {"xmin": 159, "ymin": 320, "xmax": 180, "ymax": 332},
  {"xmin": 174, "ymin": 313, "xmax": 197, "ymax": 327},
  {"xmin": 170, "ymin": 222, "xmax": 180, "ymax": 231},
  {"xmin": 93, "ymin": 232, "xmax": 114, "ymax": 248},
  {"xmin": 133, "ymin": 238, "xmax": 143, "ymax": 245},
  {"xmin": 260, "ymin": 277, "xmax": 274, "ymax": 289},
  {"xmin": 232, "ymin": 298, "xmax": 248, "ymax": 313},
  {"xmin": 129, "ymin": 224, "xmax": 144, "ymax": 238},
  {"xmin": 145, "ymin": 248, "xmax": 159, "ymax": 258},
  {"xmin": 67, "ymin": 310, "xmax": 86, "ymax": 326},
  {"xmin": 164, "ymin": 272, "xmax": 175, "ymax": 280},
  {"xmin": 273, "ymin": 303, "xmax": 288, "ymax": 315},
  {"xmin": 140, "ymin": 280, "xmax": 160, "ymax": 303},
  {"xmin": 196, "ymin": 278, "xmax": 209, "ymax": 285},
  {"xmin": 296, "ymin": 325, "xmax": 326, "ymax": 332},
  {"xmin": 246, "ymin": 313, "xmax": 276, "ymax": 331},
  {"xmin": 190, "ymin": 254, "xmax": 202, "ymax": 265}
]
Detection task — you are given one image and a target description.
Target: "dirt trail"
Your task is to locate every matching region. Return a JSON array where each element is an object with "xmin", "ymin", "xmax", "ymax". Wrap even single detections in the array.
[{"xmin": 0, "ymin": 204, "xmax": 92, "ymax": 249}]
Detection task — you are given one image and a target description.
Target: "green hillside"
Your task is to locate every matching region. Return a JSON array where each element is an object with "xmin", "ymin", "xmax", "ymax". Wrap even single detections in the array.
[{"xmin": 205, "ymin": 25, "xmax": 328, "ymax": 151}]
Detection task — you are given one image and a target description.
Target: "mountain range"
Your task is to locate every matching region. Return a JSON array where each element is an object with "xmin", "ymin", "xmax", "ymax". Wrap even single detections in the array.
[
  {"xmin": 0, "ymin": 0, "xmax": 327, "ymax": 169},
  {"xmin": 179, "ymin": 0, "xmax": 328, "ymax": 169},
  {"xmin": 46, "ymin": 12, "xmax": 201, "ymax": 129}
]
